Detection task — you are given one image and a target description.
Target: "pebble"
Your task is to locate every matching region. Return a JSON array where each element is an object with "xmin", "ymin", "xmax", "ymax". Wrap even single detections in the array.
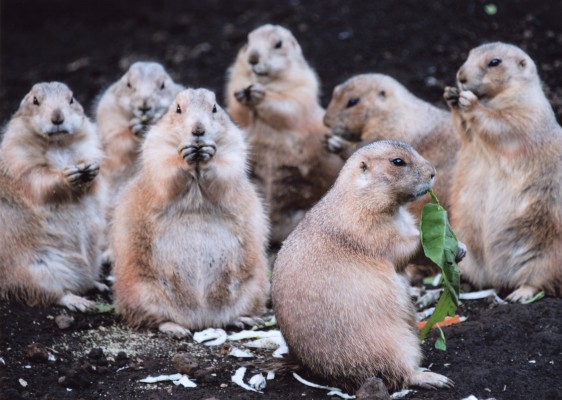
[{"xmin": 355, "ymin": 377, "xmax": 391, "ymax": 400}]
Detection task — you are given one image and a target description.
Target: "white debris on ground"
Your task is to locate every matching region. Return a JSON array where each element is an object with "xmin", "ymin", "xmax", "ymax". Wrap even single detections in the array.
[
  {"xmin": 292, "ymin": 372, "xmax": 355, "ymax": 399},
  {"xmin": 19, "ymin": 378, "xmax": 28, "ymax": 387},
  {"xmin": 139, "ymin": 373, "xmax": 197, "ymax": 388},
  {"xmin": 390, "ymin": 389, "xmax": 415, "ymax": 399},
  {"xmin": 192, "ymin": 328, "xmax": 227, "ymax": 346},
  {"xmin": 228, "ymin": 346, "xmax": 254, "ymax": 358},
  {"xmin": 231, "ymin": 367, "xmax": 264, "ymax": 393}
]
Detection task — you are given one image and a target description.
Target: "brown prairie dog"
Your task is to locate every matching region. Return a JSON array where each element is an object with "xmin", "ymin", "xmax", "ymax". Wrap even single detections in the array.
[
  {"xmin": 324, "ymin": 73, "xmax": 460, "ymax": 214},
  {"xmin": 0, "ymin": 82, "xmax": 107, "ymax": 311},
  {"xmin": 444, "ymin": 42, "xmax": 562, "ymax": 302},
  {"xmin": 226, "ymin": 24, "xmax": 343, "ymax": 244},
  {"xmin": 112, "ymin": 88, "xmax": 269, "ymax": 338},
  {"xmin": 95, "ymin": 61, "xmax": 184, "ymax": 193},
  {"xmin": 272, "ymin": 140, "xmax": 453, "ymax": 392}
]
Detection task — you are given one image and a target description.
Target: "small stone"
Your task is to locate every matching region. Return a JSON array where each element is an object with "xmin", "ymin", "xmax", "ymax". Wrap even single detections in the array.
[
  {"xmin": 26, "ymin": 343, "xmax": 49, "ymax": 363},
  {"xmin": 88, "ymin": 348, "xmax": 104, "ymax": 360},
  {"xmin": 172, "ymin": 353, "xmax": 199, "ymax": 375},
  {"xmin": 55, "ymin": 314, "xmax": 74, "ymax": 330},
  {"xmin": 355, "ymin": 377, "xmax": 391, "ymax": 400}
]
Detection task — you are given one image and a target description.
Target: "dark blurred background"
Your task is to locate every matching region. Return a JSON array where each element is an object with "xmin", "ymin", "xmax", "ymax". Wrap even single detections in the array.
[{"xmin": 1, "ymin": 0, "xmax": 561, "ymax": 126}]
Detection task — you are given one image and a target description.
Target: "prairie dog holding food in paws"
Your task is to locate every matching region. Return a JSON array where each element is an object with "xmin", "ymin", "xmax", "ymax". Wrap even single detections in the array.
[
  {"xmin": 272, "ymin": 140, "xmax": 454, "ymax": 392},
  {"xmin": 324, "ymin": 73, "xmax": 459, "ymax": 214},
  {"xmin": 96, "ymin": 61, "xmax": 183, "ymax": 193},
  {"xmin": 112, "ymin": 88, "xmax": 269, "ymax": 338},
  {"xmin": 0, "ymin": 82, "xmax": 107, "ymax": 311},
  {"xmin": 444, "ymin": 42, "xmax": 562, "ymax": 302},
  {"xmin": 226, "ymin": 24, "xmax": 343, "ymax": 244}
]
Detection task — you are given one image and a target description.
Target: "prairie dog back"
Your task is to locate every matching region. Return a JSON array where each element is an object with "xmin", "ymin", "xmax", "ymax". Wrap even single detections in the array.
[
  {"xmin": 324, "ymin": 73, "xmax": 459, "ymax": 214},
  {"xmin": 272, "ymin": 140, "xmax": 452, "ymax": 392}
]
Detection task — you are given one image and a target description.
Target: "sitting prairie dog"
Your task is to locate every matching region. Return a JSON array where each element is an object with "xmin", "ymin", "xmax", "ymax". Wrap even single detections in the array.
[
  {"xmin": 226, "ymin": 24, "xmax": 343, "ymax": 244},
  {"xmin": 272, "ymin": 140, "xmax": 453, "ymax": 392},
  {"xmin": 112, "ymin": 88, "xmax": 270, "ymax": 338},
  {"xmin": 95, "ymin": 61, "xmax": 184, "ymax": 193},
  {"xmin": 0, "ymin": 82, "xmax": 107, "ymax": 311},
  {"xmin": 444, "ymin": 42, "xmax": 562, "ymax": 302},
  {"xmin": 324, "ymin": 73, "xmax": 460, "ymax": 214}
]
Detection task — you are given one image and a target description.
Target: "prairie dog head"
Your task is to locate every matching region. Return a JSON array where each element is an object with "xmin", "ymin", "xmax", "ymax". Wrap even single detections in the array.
[
  {"xmin": 15, "ymin": 82, "xmax": 86, "ymax": 140},
  {"xmin": 154, "ymin": 88, "xmax": 244, "ymax": 166},
  {"xmin": 114, "ymin": 61, "xmax": 180, "ymax": 122},
  {"xmin": 324, "ymin": 74, "xmax": 408, "ymax": 141},
  {"xmin": 456, "ymin": 42, "xmax": 538, "ymax": 101},
  {"xmin": 336, "ymin": 140, "xmax": 435, "ymax": 210},
  {"xmin": 240, "ymin": 24, "xmax": 305, "ymax": 81}
]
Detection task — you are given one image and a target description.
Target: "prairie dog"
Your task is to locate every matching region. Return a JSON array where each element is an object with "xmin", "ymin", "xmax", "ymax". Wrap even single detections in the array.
[
  {"xmin": 226, "ymin": 24, "xmax": 343, "ymax": 244},
  {"xmin": 324, "ymin": 73, "xmax": 459, "ymax": 214},
  {"xmin": 444, "ymin": 42, "xmax": 562, "ymax": 302},
  {"xmin": 96, "ymin": 61, "xmax": 184, "ymax": 193},
  {"xmin": 112, "ymin": 88, "xmax": 269, "ymax": 338},
  {"xmin": 0, "ymin": 82, "xmax": 107, "ymax": 311},
  {"xmin": 272, "ymin": 140, "xmax": 453, "ymax": 392}
]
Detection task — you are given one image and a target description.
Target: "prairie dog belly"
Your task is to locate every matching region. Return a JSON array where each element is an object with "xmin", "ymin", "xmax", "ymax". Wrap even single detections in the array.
[{"xmin": 153, "ymin": 212, "xmax": 243, "ymax": 306}]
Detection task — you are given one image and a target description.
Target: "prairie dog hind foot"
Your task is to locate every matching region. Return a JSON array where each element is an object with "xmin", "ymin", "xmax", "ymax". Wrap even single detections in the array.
[
  {"xmin": 410, "ymin": 370, "xmax": 454, "ymax": 390},
  {"xmin": 159, "ymin": 322, "xmax": 192, "ymax": 339},
  {"xmin": 58, "ymin": 293, "xmax": 96, "ymax": 312}
]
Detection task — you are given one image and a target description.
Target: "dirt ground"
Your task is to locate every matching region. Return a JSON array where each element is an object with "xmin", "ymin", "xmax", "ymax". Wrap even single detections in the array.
[{"xmin": 1, "ymin": 0, "xmax": 562, "ymax": 399}]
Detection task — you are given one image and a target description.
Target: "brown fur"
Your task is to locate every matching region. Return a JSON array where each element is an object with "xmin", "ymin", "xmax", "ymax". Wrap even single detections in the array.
[
  {"xmin": 0, "ymin": 82, "xmax": 106, "ymax": 311},
  {"xmin": 225, "ymin": 24, "xmax": 343, "ymax": 244},
  {"xmin": 112, "ymin": 88, "xmax": 269, "ymax": 338},
  {"xmin": 272, "ymin": 140, "xmax": 453, "ymax": 392},
  {"xmin": 96, "ymin": 61, "xmax": 184, "ymax": 195},
  {"xmin": 324, "ymin": 73, "xmax": 459, "ymax": 216},
  {"xmin": 444, "ymin": 42, "xmax": 562, "ymax": 302}
]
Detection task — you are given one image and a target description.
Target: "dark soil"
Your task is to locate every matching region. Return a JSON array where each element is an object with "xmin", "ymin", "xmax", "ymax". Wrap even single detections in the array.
[{"xmin": 1, "ymin": 1, "xmax": 562, "ymax": 399}]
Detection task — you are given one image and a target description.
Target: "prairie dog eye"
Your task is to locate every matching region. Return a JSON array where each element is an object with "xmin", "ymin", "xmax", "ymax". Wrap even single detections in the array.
[
  {"xmin": 70, "ymin": 97, "xmax": 74, "ymax": 104},
  {"xmin": 346, "ymin": 98, "xmax": 360, "ymax": 108},
  {"xmin": 212, "ymin": 104, "xmax": 217, "ymax": 113},
  {"xmin": 488, "ymin": 58, "xmax": 502, "ymax": 67},
  {"xmin": 127, "ymin": 81, "xmax": 132, "ymax": 88},
  {"xmin": 33, "ymin": 97, "xmax": 40, "ymax": 106},
  {"xmin": 160, "ymin": 82, "xmax": 165, "ymax": 90},
  {"xmin": 176, "ymin": 104, "xmax": 182, "ymax": 114},
  {"xmin": 360, "ymin": 161, "xmax": 367, "ymax": 172},
  {"xmin": 274, "ymin": 40, "xmax": 283, "ymax": 49},
  {"xmin": 391, "ymin": 158, "xmax": 406, "ymax": 167}
]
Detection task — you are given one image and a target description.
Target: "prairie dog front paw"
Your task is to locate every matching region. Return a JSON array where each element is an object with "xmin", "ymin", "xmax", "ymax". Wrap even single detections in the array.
[
  {"xmin": 64, "ymin": 162, "xmax": 100, "ymax": 186},
  {"xmin": 458, "ymin": 90, "xmax": 478, "ymax": 111},
  {"xmin": 179, "ymin": 143, "xmax": 217, "ymax": 165},
  {"xmin": 443, "ymin": 86, "xmax": 460, "ymax": 109},
  {"xmin": 234, "ymin": 83, "xmax": 266, "ymax": 107}
]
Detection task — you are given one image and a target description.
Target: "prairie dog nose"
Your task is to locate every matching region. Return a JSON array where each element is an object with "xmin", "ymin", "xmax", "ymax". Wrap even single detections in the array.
[
  {"xmin": 248, "ymin": 52, "xmax": 260, "ymax": 65},
  {"xmin": 192, "ymin": 122, "xmax": 206, "ymax": 137},
  {"xmin": 457, "ymin": 69, "xmax": 467, "ymax": 85},
  {"xmin": 51, "ymin": 109, "xmax": 64, "ymax": 125},
  {"xmin": 139, "ymin": 101, "xmax": 151, "ymax": 114}
]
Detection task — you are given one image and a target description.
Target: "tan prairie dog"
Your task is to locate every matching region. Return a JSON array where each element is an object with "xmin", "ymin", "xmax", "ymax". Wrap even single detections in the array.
[
  {"xmin": 226, "ymin": 24, "xmax": 343, "ymax": 244},
  {"xmin": 324, "ymin": 73, "xmax": 460, "ymax": 214},
  {"xmin": 95, "ymin": 61, "xmax": 184, "ymax": 193},
  {"xmin": 112, "ymin": 88, "xmax": 270, "ymax": 338},
  {"xmin": 0, "ymin": 82, "xmax": 107, "ymax": 311},
  {"xmin": 444, "ymin": 42, "xmax": 562, "ymax": 302},
  {"xmin": 272, "ymin": 140, "xmax": 454, "ymax": 392}
]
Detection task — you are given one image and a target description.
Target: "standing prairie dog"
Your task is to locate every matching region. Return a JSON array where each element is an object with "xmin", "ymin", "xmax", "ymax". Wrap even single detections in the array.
[
  {"xmin": 444, "ymin": 42, "xmax": 562, "ymax": 302},
  {"xmin": 96, "ymin": 61, "xmax": 184, "ymax": 193},
  {"xmin": 112, "ymin": 88, "xmax": 269, "ymax": 338},
  {"xmin": 324, "ymin": 73, "xmax": 459, "ymax": 214},
  {"xmin": 0, "ymin": 82, "xmax": 107, "ymax": 311},
  {"xmin": 272, "ymin": 140, "xmax": 453, "ymax": 392},
  {"xmin": 226, "ymin": 24, "xmax": 343, "ymax": 244}
]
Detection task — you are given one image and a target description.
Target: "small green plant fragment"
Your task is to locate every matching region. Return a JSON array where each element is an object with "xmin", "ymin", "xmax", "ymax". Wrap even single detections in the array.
[
  {"xmin": 522, "ymin": 290, "xmax": 545, "ymax": 305},
  {"xmin": 434, "ymin": 326, "xmax": 447, "ymax": 351},
  {"xmin": 484, "ymin": 4, "xmax": 497, "ymax": 15},
  {"xmin": 419, "ymin": 189, "xmax": 461, "ymax": 342},
  {"xmin": 95, "ymin": 302, "xmax": 116, "ymax": 314}
]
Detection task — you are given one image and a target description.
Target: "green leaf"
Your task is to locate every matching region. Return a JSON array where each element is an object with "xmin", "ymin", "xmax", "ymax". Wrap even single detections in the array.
[
  {"xmin": 95, "ymin": 302, "xmax": 116, "ymax": 314},
  {"xmin": 522, "ymin": 290, "xmax": 545, "ymax": 305},
  {"xmin": 484, "ymin": 4, "xmax": 497, "ymax": 15},
  {"xmin": 434, "ymin": 326, "xmax": 447, "ymax": 351},
  {"xmin": 418, "ymin": 190, "xmax": 461, "ymax": 343}
]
